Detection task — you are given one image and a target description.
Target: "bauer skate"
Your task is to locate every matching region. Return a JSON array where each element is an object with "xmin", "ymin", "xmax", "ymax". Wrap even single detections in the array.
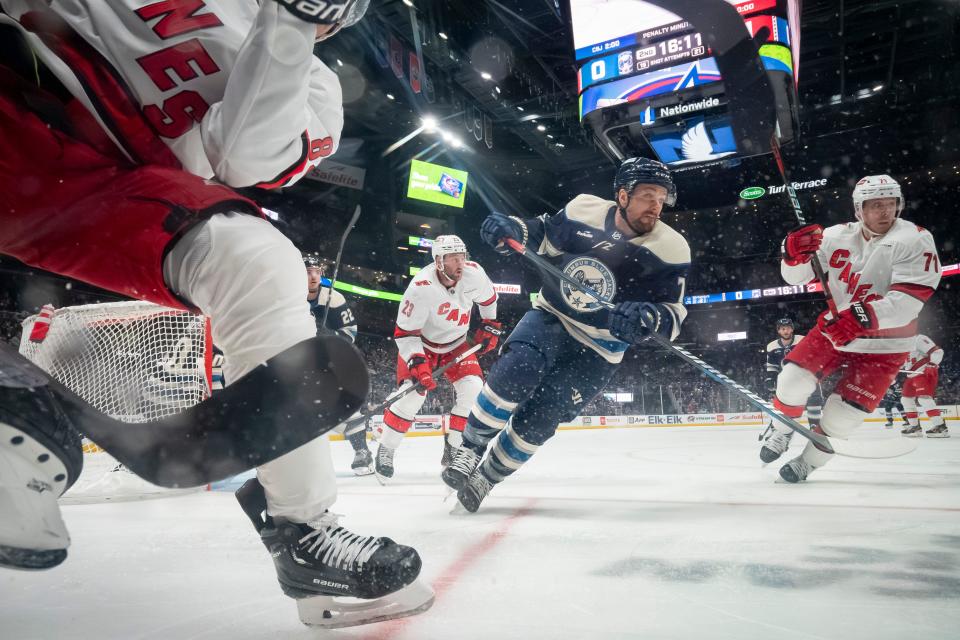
[
  {"xmin": 235, "ymin": 478, "xmax": 432, "ymax": 628},
  {"xmin": 759, "ymin": 422, "xmax": 794, "ymax": 464},
  {"xmin": 441, "ymin": 445, "xmax": 482, "ymax": 491},
  {"xmin": 457, "ymin": 468, "xmax": 495, "ymax": 513},
  {"xmin": 374, "ymin": 444, "xmax": 395, "ymax": 484},
  {"xmin": 351, "ymin": 448, "xmax": 374, "ymax": 476},
  {"xmin": 778, "ymin": 456, "xmax": 815, "ymax": 483},
  {"xmin": 901, "ymin": 424, "xmax": 923, "ymax": 437},
  {"xmin": 925, "ymin": 424, "xmax": 950, "ymax": 438}
]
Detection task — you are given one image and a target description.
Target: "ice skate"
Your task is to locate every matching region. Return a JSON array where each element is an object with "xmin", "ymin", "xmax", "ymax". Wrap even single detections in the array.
[
  {"xmin": 351, "ymin": 448, "xmax": 374, "ymax": 476},
  {"xmin": 375, "ymin": 444, "xmax": 395, "ymax": 484},
  {"xmin": 884, "ymin": 420, "xmax": 893, "ymax": 428},
  {"xmin": 901, "ymin": 424, "xmax": 923, "ymax": 437},
  {"xmin": 778, "ymin": 455, "xmax": 815, "ymax": 483},
  {"xmin": 758, "ymin": 422, "xmax": 794, "ymax": 464},
  {"xmin": 440, "ymin": 433, "xmax": 457, "ymax": 469},
  {"xmin": 457, "ymin": 468, "xmax": 495, "ymax": 513},
  {"xmin": 925, "ymin": 424, "xmax": 950, "ymax": 438},
  {"xmin": 235, "ymin": 479, "xmax": 432, "ymax": 628},
  {"xmin": 441, "ymin": 446, "xmax": 482, "ymax": 490},
  {"xmin": 0, "ymin": 372, "xmax": 83, "ymax": 570}
]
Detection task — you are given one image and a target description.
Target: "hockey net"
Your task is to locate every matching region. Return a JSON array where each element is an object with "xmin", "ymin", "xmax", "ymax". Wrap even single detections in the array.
[{"xmin": 19, "ymin": 301, "xmax": 213, "ymax": 502}]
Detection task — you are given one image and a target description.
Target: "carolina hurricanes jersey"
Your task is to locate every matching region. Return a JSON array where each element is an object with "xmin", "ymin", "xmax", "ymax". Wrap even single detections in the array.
[
  {"xmin": 0, "ymin": 0, "xmax": 342, "ymax": 189},
  {"xmin": 782, "ymin": 218, "xmax": 941, "ymax": 353},
  {"xmin": 903, "ymin": 334, "xmax": 943, "ymax": 376},
  {"xmin": 394, "ymin": 262, "xmax": 497, "ymax": 362}
]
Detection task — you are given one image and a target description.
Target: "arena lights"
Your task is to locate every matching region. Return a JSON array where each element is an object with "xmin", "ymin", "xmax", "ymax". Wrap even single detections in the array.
[{"xmin": 421, "ymin": 115, "xmax": 438, "ymax": 132}]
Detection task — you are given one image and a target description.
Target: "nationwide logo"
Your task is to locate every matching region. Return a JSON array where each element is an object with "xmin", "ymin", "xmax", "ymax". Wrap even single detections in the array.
[
  {"xmin": 658, "ymin": 96, "xmax": 720, "ymax": 118},
  {"xmin": 740, "ymin": 186, "xmax": 765, "ymax": 199}
]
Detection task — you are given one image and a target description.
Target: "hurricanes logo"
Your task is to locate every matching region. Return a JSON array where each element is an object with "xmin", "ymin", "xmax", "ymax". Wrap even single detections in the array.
[{"xmin": 560, "ymin": 257, "xmax": 616, "ymax": 312}]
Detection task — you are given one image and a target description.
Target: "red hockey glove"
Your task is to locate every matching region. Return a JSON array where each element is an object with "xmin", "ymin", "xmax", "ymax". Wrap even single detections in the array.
[
  {"xmin": 818, "ymin": 302, "xmax": 877, "ymax": 346},
  {"xmin": 406, "ymin": 355, "xmax": 436, "ymax": 391},
  {"xmin": 782, "ymin": 224, "xmax": 824, "ymax": 266},
  {"xmin": 472, "ymin": 320, "xmax": 504, "ymax": 354}
]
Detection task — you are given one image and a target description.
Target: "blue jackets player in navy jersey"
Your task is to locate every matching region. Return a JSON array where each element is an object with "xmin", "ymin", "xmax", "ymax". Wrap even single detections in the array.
[{"xmin": 442, "ymin": 157, "xmax": 691, "ymax": 512}]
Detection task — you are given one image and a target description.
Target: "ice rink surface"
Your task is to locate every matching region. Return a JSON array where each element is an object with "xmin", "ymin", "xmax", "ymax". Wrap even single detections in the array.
[{"xmin": 2, "ymin": 424, "xmax": 959, "ymax": 640}]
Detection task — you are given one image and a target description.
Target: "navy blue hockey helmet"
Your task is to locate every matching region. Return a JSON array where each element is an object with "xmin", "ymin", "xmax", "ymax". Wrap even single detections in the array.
[
  {"xmin": 613, "ymin": 157, "xmax": 677, "ymax": 207},
  {"xmin": 303, "ymin": 252, "xmax": 323, "ymax": 270},
  {"xmin": 775, "ymin": 318, "xmax": 794, "ymax": 328}
]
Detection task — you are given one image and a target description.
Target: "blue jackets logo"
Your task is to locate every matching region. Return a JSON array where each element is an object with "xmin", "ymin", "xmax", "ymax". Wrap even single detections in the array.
[{"xmin": 561, "ymin": 257, "xmax": 616, "ymax": 313}]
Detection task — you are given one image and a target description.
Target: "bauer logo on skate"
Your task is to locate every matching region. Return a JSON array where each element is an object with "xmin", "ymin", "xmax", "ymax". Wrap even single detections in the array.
[{"xmin": 560, "ymin": 258, "xmax": 616, "ymax": 312}]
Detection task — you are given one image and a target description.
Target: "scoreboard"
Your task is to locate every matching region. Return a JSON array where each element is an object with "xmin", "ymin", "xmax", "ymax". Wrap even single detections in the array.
[{"xmin": 572, "ymin": 0, "xmax": 799, "ymax": 120}]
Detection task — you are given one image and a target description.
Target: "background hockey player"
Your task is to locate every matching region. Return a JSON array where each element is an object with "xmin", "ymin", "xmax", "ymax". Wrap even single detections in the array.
[
  {"xmin": 304, "ymin": 252, "xmax": 373, "ymax": 474},
  {"xmin": 759, "ymin": 175, "xmax": 941, "ymax": 482},
  {"xmin": 442, "ymin": 157, "xmax": 690, "ymax": 512},
  {"xmin": 758, "ymin": 317, "xmax": 823, "ymax": 462},
  {"xmin": 880, "ymin": 378, "xmax": 910, "ymax": 429},
  {"xmin": 0, "ymin": 0, "xmax": 431, "ymax": 625},
  {"xmin": 376, "ymin": 235, "xmax": 501, "ymax": 483},
  {"xmin": 900, "ymin": 334, "xmax": 949, "ymax": 438}
]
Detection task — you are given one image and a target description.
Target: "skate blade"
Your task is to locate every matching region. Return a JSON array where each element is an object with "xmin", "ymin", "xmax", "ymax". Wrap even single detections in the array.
[
  {"xmin": 902, "ymin": 432, "xmax": 923, "ymax": 438},
  {"xmin": 449, "ymin": 500, "xmax": 473, "ymax": 515},
  {"xmin": 374, "ymin": 472, "xmax": 392, "ymax": 486},
  {"xmin": 925, "ymin": 432, "xmax": 950, "ymax": 438},
  {"xmin": 352, "ymin": 466, "xmax": 375, "ymax": 477},
  {"xmin": 297, "ymin": 580, "xmax": 435, "ymax": 629}
]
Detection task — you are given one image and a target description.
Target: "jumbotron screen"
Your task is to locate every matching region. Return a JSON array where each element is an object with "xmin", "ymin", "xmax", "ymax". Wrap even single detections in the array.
[{"xmin": 571, "ymin": 0, "xmax": 801, "ymax": 121}]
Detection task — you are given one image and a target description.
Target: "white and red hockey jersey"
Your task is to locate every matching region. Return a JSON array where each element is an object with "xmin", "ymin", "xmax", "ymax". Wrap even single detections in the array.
[
  {"xmin": 903, "ymin": 334, "xmax": 943, "ymax": 376},
  {"xmin": 782, "ymin": 218, "xmax": 941, "ymax": 353},
  {"xmin": 0, "ymin": 0, "xmax": 342, "ymax": 188},
  {"xmin": 394, "ymin": 262, "xmax": 497, "ymax": 362}
]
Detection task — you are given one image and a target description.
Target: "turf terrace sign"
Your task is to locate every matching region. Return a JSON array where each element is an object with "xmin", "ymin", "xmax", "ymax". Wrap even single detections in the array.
[{"xmin": 740, "ymin": 178, "xmax": 828, "ymax": 200}]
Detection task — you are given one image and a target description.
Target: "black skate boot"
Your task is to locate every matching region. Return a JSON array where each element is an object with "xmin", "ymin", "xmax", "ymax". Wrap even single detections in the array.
[
  {"xmin": 236, "ymin": 478, "xmax": 421, "ymax": 599},
  {"xmin": 884, "ymin": 419, "xmax": 894, "ymax": 428},
  {"xmin": 778, "ymin": 455, "xmax": 815, "ymax": 483},
  {"xmin": 901, "ymin": 424, "xmax": 923, "ymax": 437},
  {"xmin": 351, "ymin": 448, "xmax": 374, "ymax": 476},
  {"xmin": 441, "ymin": 445, "xmax": 482, "ymax": 490},
  {"xmin": 440, "ymin": 433, "xmax": 457, "ymax": 468},
  {"xmin": 925, "ymin": 424, "xmax": 950, "ymax": 438},
  {"xmin": 759, "ymin": 422, "xmax": 794, "ymax": 464},
  {"xmin": 457, "ymin": 467, "xmax": 495, "ymax": 513},
  {"xmin": 375, "ymin": 444, "xmax": 395, "ymax": 484}
]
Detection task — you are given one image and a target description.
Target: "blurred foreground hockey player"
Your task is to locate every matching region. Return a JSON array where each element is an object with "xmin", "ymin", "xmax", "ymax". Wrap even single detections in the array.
[
  {"xmin": 443, "ymin": 157, "xmax": 690, "ymax": 512},
  {"xmin": 0, "ymin": 0, "xmax": 431, "ymax": 626},
  {"xmin": 376, "ymin": 235, "xmax": 501, "ymax": 483},
  {"xmin": 900, "ymin": 334, "xmax": 949, "ymax": 438},
  {"xmin": 759, "ymin": 175, "xmax": 941, "ymax": 482}
]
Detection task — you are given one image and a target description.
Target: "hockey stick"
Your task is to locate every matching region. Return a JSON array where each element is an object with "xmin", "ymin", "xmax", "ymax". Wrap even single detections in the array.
[
  {"xmin": 769, "ymin": 138, "xmax": 841, "ymax": 317},
  {"xmin": 320, "ymin": 204, "xmax": 362, "ymax": 331},
  {"xmin": 504, "ymin": 238, "xmax": 916, "ymax": 459},
  {"xmin": 339, "ymin": 341, "xmax": 486, "ymax": 432}
]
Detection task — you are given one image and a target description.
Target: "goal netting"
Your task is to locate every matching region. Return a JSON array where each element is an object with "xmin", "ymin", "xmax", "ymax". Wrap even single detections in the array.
[{"xmin": 19, "ymin": 301, "xmax": 213, "ymax": 502}]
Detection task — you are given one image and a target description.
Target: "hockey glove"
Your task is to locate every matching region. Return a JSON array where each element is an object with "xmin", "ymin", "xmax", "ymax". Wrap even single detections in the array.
[
  {"xmin": 480, "ymin": 212, "xmax": 525, "ymax": 254},
  {"xmin": 818, "ymin": 302, "xmax": 876, "ymax": 346},
  {"xmin": 472, "ymin": 320, "xmax": 504, "ymax": 354},
  {"xmin": 782, "ymin": 224, "xmax": 824, "ymax": 266},
  {"xmin": 273, "ymin": 0, "xmax": 368, "ymax": 28},
  {"xmin": 406, "ymin": 355, "xmax": 437, "ymax": 391},
  {"xmin": 608, "ymin": 302, "xmax": 662, "ymax": 344}
]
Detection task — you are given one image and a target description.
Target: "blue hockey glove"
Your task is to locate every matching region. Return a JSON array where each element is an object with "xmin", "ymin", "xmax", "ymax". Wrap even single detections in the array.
[
  {"xmin": 480, "ymin": 212, "xmax": 524, "ymax": 254},
  {"xmin": 608, "ymin": 302, "xmax": 662, "ymax": 344}
]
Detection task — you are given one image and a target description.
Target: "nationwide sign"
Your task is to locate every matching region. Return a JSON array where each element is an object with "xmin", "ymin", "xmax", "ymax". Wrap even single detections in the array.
[
  {"xmin": 740, "ymin": 178, "xmax": 828, "ymax": 199},
  {"xmin": 658, "ymin": 96, "xmax": 719, "ymax": 118}
]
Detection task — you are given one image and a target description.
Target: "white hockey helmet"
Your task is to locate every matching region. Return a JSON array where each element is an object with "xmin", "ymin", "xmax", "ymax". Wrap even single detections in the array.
[
  {"xmin": 431, "ymin": 235, "xmax": 467, "ymax": 261},
  {"xmin": 852, "ymin": 174, "xmax": 904, "ymax": 219}
]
